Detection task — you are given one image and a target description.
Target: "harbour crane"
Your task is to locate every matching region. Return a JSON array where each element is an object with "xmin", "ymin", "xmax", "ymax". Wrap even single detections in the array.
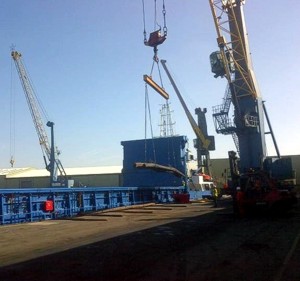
[
  {"xmin": 11, "ymin": 50, "xmax": 68, "ymax": 187},
  {"xmin": 208, "ymin": 0, "xmax": 296, "ymax": 213},
  {"xmin": 160, "ymin": 59, "xmax": 215, "ymax": 177}
]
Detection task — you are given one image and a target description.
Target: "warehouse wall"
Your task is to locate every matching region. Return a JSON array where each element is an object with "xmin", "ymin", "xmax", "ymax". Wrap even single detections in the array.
[
  {"xmin": 210, "ymin": 158, "xmax": 230, "ymax": 187},
  {"xmin": 0, "ymin": 174, "xmax": 122, "ymax": 189},
  {"xmin": 71, "ymin": 174, "xmax": 122, "ymax": 187},
  {"xmin": 210, "ymin": 155, "xmax": 300, "ymax": 188}
]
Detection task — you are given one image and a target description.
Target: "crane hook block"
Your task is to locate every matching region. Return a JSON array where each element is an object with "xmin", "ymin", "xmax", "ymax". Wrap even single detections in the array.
[
  {"xmin": 143, "ymin": 75, "xmax": 169, "ymax": 100},
  {"xmin": 144, "ymin": 30, "xmax": 166, "ymax": 48}
]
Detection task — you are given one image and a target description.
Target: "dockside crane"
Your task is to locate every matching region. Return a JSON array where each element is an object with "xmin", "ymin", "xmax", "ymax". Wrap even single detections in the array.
[
  {"xmin": 11, "ymin": 50, "xmax": 68, "ymax": 187},
  {"xmin": 208, "ymin": 0, "xmax": 296, "ymax": 213},
  {"xmin": 161, "ymin": 59, "xmax": 215, "ymax": 177}
]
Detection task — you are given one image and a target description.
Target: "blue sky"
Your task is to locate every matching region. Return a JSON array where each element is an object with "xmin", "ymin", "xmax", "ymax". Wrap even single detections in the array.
[{"xmin": 0, "ymin": 0, "xmax": 299, "ymax": 169}]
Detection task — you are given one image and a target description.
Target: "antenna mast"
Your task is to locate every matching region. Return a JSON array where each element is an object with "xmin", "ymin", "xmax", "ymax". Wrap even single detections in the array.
[{"xmin": 159, "ymin": 102, "xmax": 175, "ymax": 137}]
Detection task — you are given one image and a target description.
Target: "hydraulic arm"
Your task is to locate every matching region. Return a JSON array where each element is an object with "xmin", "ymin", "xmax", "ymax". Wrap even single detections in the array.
[{"xmin": 161, "ymin": 59, "xmax": 215, "ymax": 176}]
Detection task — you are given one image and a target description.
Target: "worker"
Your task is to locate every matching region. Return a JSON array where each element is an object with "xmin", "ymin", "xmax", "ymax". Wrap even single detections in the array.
[
  {"xmin": 236, "ymin": 186, "xmax": 245, "ymax": 217},
  {"xmin": 211, "ymin": 185, "xmax": 219, "ymax": 207},
  {"xmin": 181, "ymin": 177, "xmax": 188, "ymax": 194}
]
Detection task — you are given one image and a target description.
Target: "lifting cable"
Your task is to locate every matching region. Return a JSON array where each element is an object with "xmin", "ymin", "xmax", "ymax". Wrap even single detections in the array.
[
  {"xmin": 142, "ymin": 0, "xmax": 167, "ymax": 47},
  {"xmin": 141, "ymin": 2, "xmax": 185, "ymax": 177},
  {"xmin": 142, "ymin": 0, "xmax": 168, "ymax": 164},
  {"xmin": 142, "ymin": 0, "xmax": 168, "ymax": 87},
  {"xmin": 144, "ymin": 84, "xmax": 156, "ymax": 163},
  {"xmin": 142, "ymin": 0, "xmax": 147, "ymax": 44}
]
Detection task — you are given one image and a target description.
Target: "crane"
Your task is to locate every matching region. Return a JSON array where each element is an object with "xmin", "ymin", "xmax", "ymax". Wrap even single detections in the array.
[
  {"xmin": 11, "ymin": 50, "xmax": 68, "ymax": 187},
  {"xmin": 160, "ymin": 59, "xmax": 215, "ymax": 177},
  {"xmin": 208, "ymin": 0, "xmax": 296, "ymax": 213}
]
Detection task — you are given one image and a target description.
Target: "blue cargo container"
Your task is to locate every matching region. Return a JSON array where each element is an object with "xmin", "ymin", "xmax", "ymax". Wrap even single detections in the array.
[{"xmin": 121, "ymin": 136, "xmax": 188, "ymax": 187}]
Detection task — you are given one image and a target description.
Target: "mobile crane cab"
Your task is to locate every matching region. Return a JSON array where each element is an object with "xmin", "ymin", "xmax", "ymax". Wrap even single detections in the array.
[{"xmin": 210, "ymin": 51, "xmax": 234, "ymax": 78}]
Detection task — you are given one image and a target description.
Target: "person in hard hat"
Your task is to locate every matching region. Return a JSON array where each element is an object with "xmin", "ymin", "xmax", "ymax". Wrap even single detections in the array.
[{"xmin": 211, "ymin": 185, "xmax": 219, "ymax": 207}]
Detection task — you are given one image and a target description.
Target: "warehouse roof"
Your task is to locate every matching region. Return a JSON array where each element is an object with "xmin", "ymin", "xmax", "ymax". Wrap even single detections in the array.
[
  {"xmin": 0, "ymin": 167, "xmax": 34, "ymax": 176},
  {"xmin": 1, "ymin": 166, "xmax": 123, "ymax": 178}
]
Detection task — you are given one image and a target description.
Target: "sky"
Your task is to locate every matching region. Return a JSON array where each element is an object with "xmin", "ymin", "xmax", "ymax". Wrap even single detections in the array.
[{"xmin": 0, "ymin": 0, "xmax": 299, "ymax": 169}]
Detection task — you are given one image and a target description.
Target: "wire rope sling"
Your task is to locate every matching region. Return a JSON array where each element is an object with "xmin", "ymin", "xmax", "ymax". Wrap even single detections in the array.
[
  {"xmin": 136, "ymin": 1, "xmax": 184, "ymax": 178},
  {"xmin": 142, "ymin": 0, "xmax": 169, "ymax": 161}
]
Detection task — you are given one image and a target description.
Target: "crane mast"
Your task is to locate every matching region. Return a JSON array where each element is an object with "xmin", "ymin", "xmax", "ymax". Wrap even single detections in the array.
[
  {"xmin": 161, "ymin": 59, "xmax": 215, "ymax": 176},
  {"xmin": 11, "ymin": 50, "xmax": 68, "ymax": 187},
  {"xmin": 209, "ymin": 0, "xmax": 267, "ymax": 173}
]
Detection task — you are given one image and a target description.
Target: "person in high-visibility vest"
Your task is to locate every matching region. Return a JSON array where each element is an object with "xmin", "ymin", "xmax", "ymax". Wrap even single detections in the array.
[{"xmin": 211, "ymin": 185, "xmax": 219, "ymax": 207}]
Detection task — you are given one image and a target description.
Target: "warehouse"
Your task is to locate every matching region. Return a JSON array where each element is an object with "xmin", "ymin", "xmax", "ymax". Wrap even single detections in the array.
[
  {"xmin": 0, "ymin": 166, "xmax": 122, "ymax": 189},
  {"xmin": 0, "ymin": 155, "xmax": 299, "ymax": 189}
]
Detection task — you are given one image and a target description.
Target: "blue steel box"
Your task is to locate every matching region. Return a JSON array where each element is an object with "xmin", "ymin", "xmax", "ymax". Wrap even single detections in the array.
[{"xmin": 121, "ymin": 136, "xmax": 187, "ymax": 187}]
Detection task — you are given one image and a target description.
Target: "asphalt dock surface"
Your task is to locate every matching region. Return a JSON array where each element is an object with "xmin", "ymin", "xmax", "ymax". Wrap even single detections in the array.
[{"xmin": 0, "ymin": 198, "xmax": 300, "ymax": 281}]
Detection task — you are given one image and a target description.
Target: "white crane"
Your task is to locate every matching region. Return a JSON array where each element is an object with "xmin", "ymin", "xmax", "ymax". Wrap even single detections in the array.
[{"xmin": 11, "ymin": 50, "xmax": 68, "ymax": 187}]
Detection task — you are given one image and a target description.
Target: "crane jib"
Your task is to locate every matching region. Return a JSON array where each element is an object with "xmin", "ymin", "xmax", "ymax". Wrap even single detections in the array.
[{"xmin": 11, "ymin": 50, "xmax": 69, "ymax": 187}]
